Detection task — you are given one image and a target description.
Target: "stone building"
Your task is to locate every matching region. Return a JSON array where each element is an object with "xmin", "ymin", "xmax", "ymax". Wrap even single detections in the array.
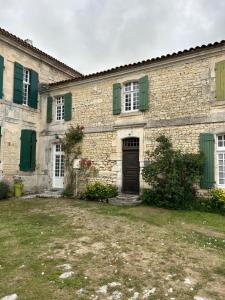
[
  {"xmin": 1, "ymin": 26, "xmax": 225, "ymax": 194},
  {"xmin": 0, "ymin": 27, "xmax": 81, "ymax": 192}
]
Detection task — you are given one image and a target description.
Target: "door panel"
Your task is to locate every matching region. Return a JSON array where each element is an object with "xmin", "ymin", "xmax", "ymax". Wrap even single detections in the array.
[
  {"xmin": 122, "ymin": 149, "xmax": 139, "ymax": 194},
  {"xmin": 53, "ymin": 144, "xmax": 64, "ymax": 189}
]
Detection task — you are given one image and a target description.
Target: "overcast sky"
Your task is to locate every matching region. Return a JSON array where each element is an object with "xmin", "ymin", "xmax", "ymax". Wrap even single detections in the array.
[{"xmin": 1, "ymin": 0, "xmax": 225, "ymax": 74}]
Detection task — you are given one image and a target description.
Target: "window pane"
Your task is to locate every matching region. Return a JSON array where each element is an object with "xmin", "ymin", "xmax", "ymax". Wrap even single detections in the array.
[
  {"xmin": 218, "ymin": 152, "xmax": 225, "ymax": 185},
  {"xmin": 125, "ymin": 83, "xmax": 131, "ymax": 92}
]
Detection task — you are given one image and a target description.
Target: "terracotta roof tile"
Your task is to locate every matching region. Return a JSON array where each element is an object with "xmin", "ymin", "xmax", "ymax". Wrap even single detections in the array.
[
  {"xmin": 0, "ymin": 27, "xmax": 82, "ymax": 77},
  {"xmin": 49, "ymin": 39, "xmax": 225, "ymax": 87}
]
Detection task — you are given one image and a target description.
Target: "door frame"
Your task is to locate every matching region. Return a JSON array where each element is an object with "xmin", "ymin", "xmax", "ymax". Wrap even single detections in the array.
[
  {"xmin": 115, "ymin": 127, "xmax": 145, "ymax": 194},
  {"xmin": 52, "ymin": 143, "xmax": 64, "ymax": 189},
  {"xmin": 122, "ymin": 137, "xmax": 140, "ymax": 194}
]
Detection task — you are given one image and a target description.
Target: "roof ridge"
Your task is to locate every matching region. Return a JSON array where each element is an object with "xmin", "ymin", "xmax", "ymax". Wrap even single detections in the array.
[
  {"xmin": 49, "ymin": 38, "xmax": 225, "ymax": 87},
  {"xmin": 0, "ymin": 27, "xmax": 82, "ymax": 76}
]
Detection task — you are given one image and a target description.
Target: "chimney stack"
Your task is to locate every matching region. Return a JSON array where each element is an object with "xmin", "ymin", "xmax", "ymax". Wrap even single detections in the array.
[{"xmin": 24, "ymin": 39, "xmax": 33, "ymax": 46}]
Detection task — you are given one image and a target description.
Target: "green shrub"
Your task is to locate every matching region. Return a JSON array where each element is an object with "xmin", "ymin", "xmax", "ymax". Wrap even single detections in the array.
[
  {"xmin": 141, "ymin": 135, "xmax": 204, "ymax": 209},
  {"xmin": 81, "ymin": 182, "xmax": 118, "ymax": 201},
  {"xmin": 0, "ymin": 181, "xmax": 10, "ymax": 200},
  {"xmin": 62, "ymin": 186, "xmax": 74, "ymax": 198},
  {"xmin": 210, "ymin": 188, "xmax": 225, "ymax": 210}
]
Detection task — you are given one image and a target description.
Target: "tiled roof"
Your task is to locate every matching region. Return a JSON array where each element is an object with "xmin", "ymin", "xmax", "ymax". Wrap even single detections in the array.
[
  {"xmin": 49, "ymin": 39, "xmax": 225, "ymax": 87},
  {"xmin": 0, "ymin": 27, "xmax": 82, "ymax": 77}
]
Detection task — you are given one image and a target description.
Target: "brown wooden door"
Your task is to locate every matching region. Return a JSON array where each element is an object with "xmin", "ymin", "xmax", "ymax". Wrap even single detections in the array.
[{"xmin": 122, "ymin": 138, "xmax": 139, "ymax": 194}]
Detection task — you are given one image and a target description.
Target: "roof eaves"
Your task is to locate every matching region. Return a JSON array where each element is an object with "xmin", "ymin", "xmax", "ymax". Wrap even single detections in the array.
[
  {"xmin": 0, "ymin": 27, "xmax": 82, "ymax": 77},
  {"xmin": 49, "ymin": 39, "xmax": 225, "ymax": 87}
]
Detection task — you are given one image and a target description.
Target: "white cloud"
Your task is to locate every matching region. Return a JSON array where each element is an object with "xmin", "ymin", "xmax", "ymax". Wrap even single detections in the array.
[{"xmin": 0, "ymin": 0, "xmax": 225, "ymax": 74}]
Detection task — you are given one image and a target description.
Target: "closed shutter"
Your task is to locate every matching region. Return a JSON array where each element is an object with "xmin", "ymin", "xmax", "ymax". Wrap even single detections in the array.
[
  {"xmin": 0, "ymin": 55, "xmax": 4, "ymax": 99},
  {"xmin": 29, "ymin": 70, "xmax": 39, "ymax": 109},
  {"xmin": 13, "ymin": 62, "xmax": 23, "ymax": 104},
  {"xmin": 113, "ymin": 83, "xmax": 121, "ymax": 115},
  {"xmin": 139, "ymin": 75, "xmax": 149, "ymax": 111},
  {"xmin": 216, "ymin": 60, "xmax": 225, "ymax": 101},
  {"xmin": 200, "ymin": 133, "xmax": 215, "ymax": 188},
  {"xmin": 64, "ymin": 92, "xmax": 72, "ymax": 121},
  {"xmin": 47, "ymin": 96, "xmax": 53, "ymax": 123},
  {"xmin": 20, "ymin": 129, "xmax": 36, "ymax": 172}
]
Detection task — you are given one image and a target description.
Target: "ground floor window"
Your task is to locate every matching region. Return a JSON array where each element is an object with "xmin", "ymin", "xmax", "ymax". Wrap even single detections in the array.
[{"xmin": 216, "ymin": 134, "xmax": 225, "ymax": 186}]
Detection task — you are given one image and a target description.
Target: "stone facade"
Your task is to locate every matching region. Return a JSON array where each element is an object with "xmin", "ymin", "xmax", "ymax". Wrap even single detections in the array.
[
  {"xmin": 0, "ymin": 34, "xmax": 80, "ymax": 191},
  {"xmin": 40, "ymin": 45, "xmax": 225, "ymax": 193},
  {"xmin": 2, "ymin": 27, "xmax": 225, "ymax": 194}
]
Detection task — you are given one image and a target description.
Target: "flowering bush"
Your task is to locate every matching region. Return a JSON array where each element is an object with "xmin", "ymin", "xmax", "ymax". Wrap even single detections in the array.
[
  {"xmin": 81, "ymin": 182, "xmax": 118, "ymax": 201},
  {"xmin": 80, "ymin": 158, "xmax": 92, "ymax": 168},
  {"xmin": 141, "ymin": 135, "xmax": 204, "ymax": 209},
  {"xmin": 210, "ymin": 188, "xmax": 225, "ymax": 210},
  {"xmin": 13, "ymin": 176, "xmax": 23, "ymax": 184}
]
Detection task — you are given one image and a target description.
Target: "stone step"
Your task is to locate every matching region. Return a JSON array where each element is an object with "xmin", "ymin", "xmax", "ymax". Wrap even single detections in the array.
[
  {"xmin": 108, "ymin": 193, "xmax": 142, "ymax": 206},
  {"xmin": 37, "ymin": 191, "xmax": 62, "ymax": 198}
]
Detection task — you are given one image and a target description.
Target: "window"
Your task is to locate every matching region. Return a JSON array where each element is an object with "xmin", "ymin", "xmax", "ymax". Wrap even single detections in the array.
[
  {"xmin": 124, "ymin": 82, "xmax": 139, "ymax": 112},
  {"xmin": 56, "ymin": 96, "xmax": 64, "ymax": 121},
  {"xmin": 216, "ymin": 134, "xmax": 225, "ymax": 185},
  {"xmin": 55, "ymin": 144, "xmax": 64, "ymax": 177},
  {"xmin": 23, "ymin": 68, "xmax": 30, "ymax": 105}
]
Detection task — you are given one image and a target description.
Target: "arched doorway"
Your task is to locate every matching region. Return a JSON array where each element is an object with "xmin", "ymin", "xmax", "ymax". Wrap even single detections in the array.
[{"xmin": 122, "ymin": 137, "xmax": 140, "ymax": 194}]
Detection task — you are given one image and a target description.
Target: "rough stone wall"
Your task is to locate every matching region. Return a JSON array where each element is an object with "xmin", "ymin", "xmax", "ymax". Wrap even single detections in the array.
[
  {"xmin": 0, "ymin": 39, "xmax": 76, "ymax": 191},
  {"xmin": 43, "ymin": 48, "xmax": 225, "ymax": 192}
]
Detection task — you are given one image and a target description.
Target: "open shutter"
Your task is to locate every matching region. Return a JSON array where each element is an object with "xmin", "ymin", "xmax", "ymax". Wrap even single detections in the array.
[
  {"xmin": 20, "ymin": 130, "xmax": 32, "ymax": 171},
  {"xmin": 139, "ymin": 75, "xmax": 149, "ymax": 111},
  {"xmin": 29, "ymin": 70, "xmax": 39, "ymax": 109},
  {"xmin": 47, "ymin": 96, "xmax": 53, "ymax": 123},
  {"xmin": 200, "ymin": 133, "xmax": 215, "ymax": 188},
  {"xmin": 216, "ymin": 60, "xmax": 225, "ymax": 101},
  {"xmin": 30, "ymin": 131, "xmax": 36, "ymax": 171},
  {"xmin": 113, "ymin": 83, "xmax": 121, "ymax": 115},
  {"xmin": 13, "ymin": 62, "xmax": 23, "ymax": 104},
  {"xmin": 0, "ymin": 55, "xmax": 4, "ymax": 99},
  {"xmin": 64, "ymin": 92, "xmax": 72, "ymax": 121},
  {"xmin": 20, "ymin": 130, "xmax": 36, "ymax": 171}
]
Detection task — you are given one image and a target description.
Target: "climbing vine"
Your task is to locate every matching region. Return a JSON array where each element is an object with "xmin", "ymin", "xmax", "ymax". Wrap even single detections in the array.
[
  {"xmin": 60, "ymin": 125, "xmax": 84, "ymax": 196},
  {"xmin": 60, "ymin": 125, "xmax": 97, "ymax": 196}
]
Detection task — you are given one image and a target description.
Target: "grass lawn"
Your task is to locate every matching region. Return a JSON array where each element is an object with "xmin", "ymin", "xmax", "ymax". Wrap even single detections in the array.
[{"xmin": 0, "ymin": 198, "xmax": 224, "ymax": 300}]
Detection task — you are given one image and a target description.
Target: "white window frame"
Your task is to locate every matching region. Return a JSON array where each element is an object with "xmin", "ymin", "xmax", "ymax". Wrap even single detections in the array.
[
  {"xmin": 215, "ymin": 134, "xmax": 225, "ymax": 187},
  {"xmin": 123, "ymin": 81, "xmax": 139, "ymax": 112},
  {"xmin": 23, "ymin": 68, "xmax": 30, "ymax": 106},
  {"xmin": 55, "ymin": 96, "xmax": 64, "ymax": 121}
]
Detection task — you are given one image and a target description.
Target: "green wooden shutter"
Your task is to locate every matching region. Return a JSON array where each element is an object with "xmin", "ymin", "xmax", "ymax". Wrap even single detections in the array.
[
  {"xmin": 113, "ymin": 83, "xmax": 121, "ymax": 115},
  {"xmin": 29, "ymin": 70, "xmax": 39, "ymax": 109},
  {"xmin": 20, "ymin": 130, "xmax": 31, "ymax": 171},
  {"xmin": 0, "ymin": 55, "xmax": 4, "ymax": 99},
  {"xmin": 64, "ymin": 92, "xmax": 72, "ymax": 121},
  {"xmin": 30, "ymin": 131, "xmax": 37, "ymax": 171},
  {"xmin": 216, "ymin": 60, "xmax": 225, "ymax": 101},
  {"xmin": 20, "ymin": 130, "xmax": 36, "ymax": 171},
  {"xmin": 47, "ymin": 96, "xmax": 53, "ymax": 123},
  {"xmin": 13, "ymin": 62, "xmax": 23, "ymax": 104},
  {"xmin": 200, "ymin": 133, "xmax": 215, "ymax": 188},
  {"xmin": 139, "ymin": 75, "xmax": 149, "ymax": 111}
]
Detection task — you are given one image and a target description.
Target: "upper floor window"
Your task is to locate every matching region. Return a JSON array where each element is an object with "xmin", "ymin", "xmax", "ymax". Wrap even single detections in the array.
[
  {"xmin": 56, "ymin": 96, "xmax": 64, "ymax": 121},
  {"xmin": 124, "ymin": 82, "xmax": 139, "ymax": 112},
  {"xmin": 23, "ymin": 68, "xmax": 30, "ymax": 106},
  {"xmin": 13, "ymin": 62, "xmax": 38, "ymax": 109}
]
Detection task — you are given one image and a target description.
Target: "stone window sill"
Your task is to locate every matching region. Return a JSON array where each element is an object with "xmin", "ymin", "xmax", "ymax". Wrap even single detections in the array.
[
  {"xmin": 210, "ymin": 100, "xmax": 225, "ymax": 107},
  {"xmin": 118, "ymin": 111, "xmax": 143, "ymax": 118}
]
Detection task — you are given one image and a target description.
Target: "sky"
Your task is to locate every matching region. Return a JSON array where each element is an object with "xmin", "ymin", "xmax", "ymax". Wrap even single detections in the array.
[{"xmin": 0, "ymin": 0, "xmax": 225, "ymax": 74}]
